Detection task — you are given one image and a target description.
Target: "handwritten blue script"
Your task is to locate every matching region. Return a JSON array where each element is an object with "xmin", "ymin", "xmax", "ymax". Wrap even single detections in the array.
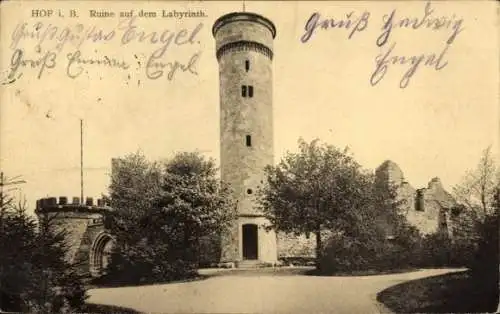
[
  {"xmin": 3, "ymin": 16, "xmax": 203, "ymax": 83},
  {"xmin": 300, "ymin": 2, "xmax": 465, "ymax": 89},
  {"xmin": 301, "ymin": 11, "xmax": 370, "ymax": 43}
]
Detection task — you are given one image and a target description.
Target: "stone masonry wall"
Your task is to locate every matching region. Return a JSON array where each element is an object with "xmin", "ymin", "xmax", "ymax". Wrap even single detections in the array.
[
  {"xmin": 375, "ymin": 161, "xmax": 457, "ymax": 236},
  {"xmin": 215, "ymin": 13, "xmax": 277, "ymax": 263},
  {"xmin": 277, "ymin": 232, "xmax": 316, "ymax": 258}
]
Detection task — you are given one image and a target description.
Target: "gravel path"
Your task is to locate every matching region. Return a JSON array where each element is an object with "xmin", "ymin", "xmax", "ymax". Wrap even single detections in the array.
[{"xmin": 87, "ymin": 268, "xmax": 465, "ymax": 313}]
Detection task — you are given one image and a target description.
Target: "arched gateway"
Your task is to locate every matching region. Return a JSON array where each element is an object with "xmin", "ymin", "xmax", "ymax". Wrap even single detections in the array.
[{"xmin": 89, "ymin": 232, "xmax": 115, "ymax": 277}]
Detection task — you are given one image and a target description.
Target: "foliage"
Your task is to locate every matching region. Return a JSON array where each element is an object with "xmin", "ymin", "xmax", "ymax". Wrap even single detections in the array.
[
  {"xmin": 468, "ymin": 188, "xmax": 499, "ymax": 291},
  {"xmin": 453, "ymin": 146, "xmax": 499, "ymax": 219},
  {"xmin": 377, "ymin": 270, "xmax": 499, "ymax": 313},
  {"xmin": 450, "ymin": 147, "xmax": 499, "ymax": 270},
  {"xmin": 0, "ymin": 181, "xmax": 87, "ymax": 313},
  {"xmin": 258, "ymin": 139, "xmax": 370, "ymax": 268},
  {"xmin": 258, "ymin": 138, "xmax": 420, "ymax": 272},
  {"xmin": 106, "ymin": 151, "xmax": 236, "ymax": 284},
  {"xmin": 319, "ymin": 182, "xmax": 422, "ymax": 273}
]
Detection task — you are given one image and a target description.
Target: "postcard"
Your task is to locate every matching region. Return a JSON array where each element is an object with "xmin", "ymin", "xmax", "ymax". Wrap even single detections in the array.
[{"xmin": 0, "ymin": 1, "xmax": 498, "ymax": 313}]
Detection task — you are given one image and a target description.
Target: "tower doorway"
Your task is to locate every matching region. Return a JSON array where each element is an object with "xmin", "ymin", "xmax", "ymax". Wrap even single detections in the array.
[{"xmin": 242, "ymin": 224, "xmax": 258, "ymax": 260}]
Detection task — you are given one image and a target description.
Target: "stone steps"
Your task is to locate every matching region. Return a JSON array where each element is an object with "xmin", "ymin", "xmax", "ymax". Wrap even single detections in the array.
[{"xmin": 236, "ymin": 260, "xmax": 267, "ymax": 269}]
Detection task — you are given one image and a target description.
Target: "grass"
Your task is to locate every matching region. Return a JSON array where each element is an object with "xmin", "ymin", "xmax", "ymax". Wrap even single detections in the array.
[
  {"xmin": 199, "ymin": 266, "xmax": 420, "ymax": 277},
  {"xmin": 377, "ymin": 269, "xmax": 499, "ymax": 313},
  {"xmin": 305, "ymin": 267, "xmax": 419, "ymax": 277},
  {"xmin": 200, "ymin": 266, "xmax": 315, "ymax": 277},
  {"xmin": 82, "ymin": 303, "xmax": 141, "ymax": 313},
  {"xmin": 86, "ymin": 274, "xmax": 206, "ymax": 289}
]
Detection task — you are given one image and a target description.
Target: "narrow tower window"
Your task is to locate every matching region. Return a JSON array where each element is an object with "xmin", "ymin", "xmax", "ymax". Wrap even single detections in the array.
[
  {"xmin": 241, "ymin": 85, "xmax": 247, "ymax": 97},
  {"xmin": 415, "ymin": 189, "xmax": 425, "ymax": 211},
  {"xmin": 245, "ymin": 60, "xmax": 250, "ymax": 72},
  {"xmin": 246, "ymin": 135, "xmax": 252, "ymax": 147},
  {"xmin": 248, "ymin": 85, "xmax": 254, "ymax": 98}
]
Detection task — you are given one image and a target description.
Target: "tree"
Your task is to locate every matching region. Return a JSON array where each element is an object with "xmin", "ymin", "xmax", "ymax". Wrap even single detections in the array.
[
  {"xmin": 0, "ymin": 195, "xmax": 37, "ymax": 312},
  {"xmin": 320, "ymin": 170, "xmax": 422, "ymax": 272},
  {"xmin": 258, "ymin": 139, "xmax": 396, "ymax": 269},
  {"xmin": 451, "ymin": 147, "xmax": 499, "ymax": 274},
  {"xmin": 27, "ymin": 209, "xmax": 87, "ymax": 313},
  {"xmin": 453, "ymin": 146, "xmax": 499, "ymax": 219},
  {"xmin": 158, "ymin": 152, "xmax": 236, "ymax": 267},
  {"xmin": 451, "ymin": 147, "xmax": 499, "ymax": 253},
  {"xmin": 106, "ymin": 151, "xmax": 236, "ymax": 283},
  {"xmin": 0, "ymin": 174, "xmax": 87, "ymax": 313}
]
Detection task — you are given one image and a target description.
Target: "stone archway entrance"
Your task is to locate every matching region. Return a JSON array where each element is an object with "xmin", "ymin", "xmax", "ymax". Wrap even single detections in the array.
[
  {"xmin": 242, "ymin": 224, "xmax": 258, "ymax": 260},
  {"xmin": 90, "ymin": 232, "xmax": 115, "ymax": 277}
]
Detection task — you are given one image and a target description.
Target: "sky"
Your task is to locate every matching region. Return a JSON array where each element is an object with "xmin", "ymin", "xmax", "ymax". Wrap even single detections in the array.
[{"xmin": 0, "ymin": 1, "xmax": 498, "ymax": 214}]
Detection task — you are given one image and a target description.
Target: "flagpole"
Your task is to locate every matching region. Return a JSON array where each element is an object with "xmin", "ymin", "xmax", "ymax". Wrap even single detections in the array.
[{"xmin": 80, "ymin": 119, "xmax": 84, "ymax": 204}]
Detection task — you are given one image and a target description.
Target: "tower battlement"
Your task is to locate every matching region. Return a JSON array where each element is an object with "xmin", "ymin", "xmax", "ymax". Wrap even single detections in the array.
[
  {"xmin": 212, "ymin": 12, "xmax": 276, "ymax": 39},
  {"xmin": 213, "ymin": 12, "xmax": 276, "ymax": 62},
  {"xmin": 35, "ymin": 196, "xmax": 112, "ymax": 214}
]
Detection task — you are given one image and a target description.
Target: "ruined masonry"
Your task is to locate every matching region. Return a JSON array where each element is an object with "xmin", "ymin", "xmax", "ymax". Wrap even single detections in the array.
[{"xmin": 375, "ymin": 160, "xmax": 460, "ymax": 236}]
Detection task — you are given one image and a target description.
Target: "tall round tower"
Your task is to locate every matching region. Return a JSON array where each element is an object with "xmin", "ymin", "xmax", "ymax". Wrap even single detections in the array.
[{"xmin": 213, "ymin": 12, "xmax": 277, "ymax": 265}]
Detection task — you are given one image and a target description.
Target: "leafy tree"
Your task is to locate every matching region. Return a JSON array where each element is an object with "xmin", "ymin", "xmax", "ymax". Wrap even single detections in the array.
[
  {"xmin": 320, "ymin": 171, "xmax": 421, "ymax": 272},
  {"xmin": 453, "ymin": 146, "xmax": 499, "ymax": 220},
  {"xmin": 106, "ymin": 151, "xmax": 236, "ymax": 283},
  {"xmin": 105, "ymin": 153, "xmax": 163, "ymax": 282},
  {"xmin": 469, "ymin": 188, "xmax": 499, "ymax": 289},
  {"xmin": 451, "ymin": 147, "xmax": 499, "ymax": 261},
  {"xmin": 258, "ymin": 138, "xmax": 413, "ymax": 270}
]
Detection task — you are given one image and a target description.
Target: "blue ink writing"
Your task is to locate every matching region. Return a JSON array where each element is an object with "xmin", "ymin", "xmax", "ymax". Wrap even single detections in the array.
[
  {"xmin": 370, "ymin": 42, "xmax": 449, "ymax": 88},
  {"xmin": 66, "ymin": 50, "xmax": 129, "ymax": 79},
  {"xmin": 377, "ymin": 2, "xmax": 464, "ymax": 47},
  {"xmin": 301, "ymin": 11, "xmax": 370, "ymax": 43},
  {"xmin": 9, "ymin": 48, "xmax": 57, "ymax": 80}
]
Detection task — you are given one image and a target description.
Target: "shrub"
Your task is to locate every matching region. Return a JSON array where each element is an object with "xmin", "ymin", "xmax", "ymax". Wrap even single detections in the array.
[{"xmin": 469, "ymin": 211, "xmax": 499, "ymax": 291}]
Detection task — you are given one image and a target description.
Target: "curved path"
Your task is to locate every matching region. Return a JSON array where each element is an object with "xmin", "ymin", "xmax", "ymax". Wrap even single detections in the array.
[{"xmin": 87, "ymin": 268, "xmax": 465, "ymax": 313}]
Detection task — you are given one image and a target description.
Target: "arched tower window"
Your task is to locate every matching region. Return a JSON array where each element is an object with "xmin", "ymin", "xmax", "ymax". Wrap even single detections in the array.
[
  {"xmin": 245, "ymin": 60, "xmax": 250, "ymax": 72},
  {"xmin": 248, "ymin": 86, "xmax": 254, "ymax": 98},
  {"xmin": 241, "ymin": 85, "xmax": 247, "ymax": 97},
  {"xmin": 246, "ymin": 135, "xmax": 252, "ymax": 147}
]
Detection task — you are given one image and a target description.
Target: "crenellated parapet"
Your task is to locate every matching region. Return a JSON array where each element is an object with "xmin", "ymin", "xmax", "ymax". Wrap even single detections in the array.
[
  {"xmin": 35, "ymin": 196, "xmax": 112, "ymax": 214},
  {"xmin": 34, "ymin": 196, "xmax": 114, "ymax": 274},
  {"xmin": 213, "ymin": 12, "xmax": 276, "ymax": 62}
]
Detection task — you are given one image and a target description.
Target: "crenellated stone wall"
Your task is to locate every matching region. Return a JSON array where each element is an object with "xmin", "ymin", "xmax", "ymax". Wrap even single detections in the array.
[{"xmin": 35, "ymin": 196, "xmax": 114, "ymax": 277}]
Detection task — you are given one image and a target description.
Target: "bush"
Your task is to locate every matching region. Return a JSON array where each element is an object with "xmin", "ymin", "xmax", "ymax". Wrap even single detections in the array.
[
  {"xmin": 319, "ymin": 232, "xmax": 420, "ymax": 274},
  {"xmin": 469, "ymin": 211, "xmax": 499, "ymax": 292}
]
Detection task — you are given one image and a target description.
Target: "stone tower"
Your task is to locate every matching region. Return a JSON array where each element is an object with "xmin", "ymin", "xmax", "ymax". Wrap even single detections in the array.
[{"xmin": 213, "ymin": 12, "xmax": 278, "ymax": 265}]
